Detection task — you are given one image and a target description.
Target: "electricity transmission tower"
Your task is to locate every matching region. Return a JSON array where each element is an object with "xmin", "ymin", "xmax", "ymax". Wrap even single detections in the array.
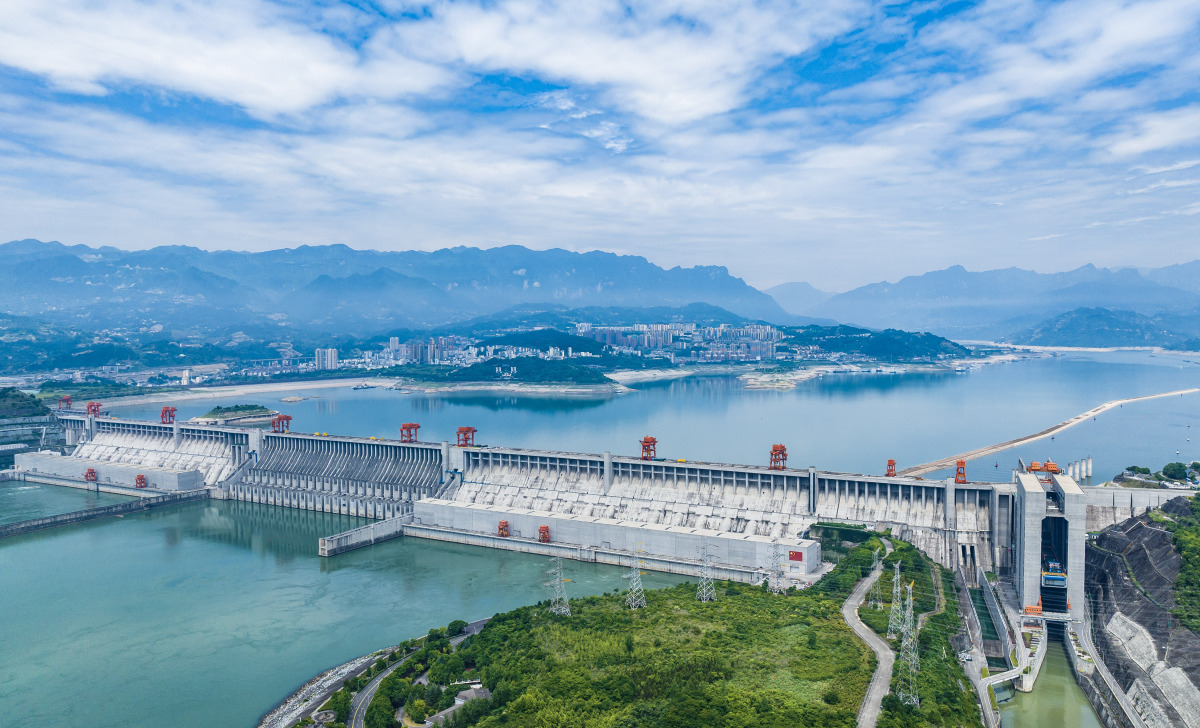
[
  {"xmin": 898, "ymin": 582, "xmax": 921, "ymax": 707},
  {"xmin": 547, "ymin": 556, "xmax": 571, "ymax": 617},
  {"xmin": 697, "ymin": 541, "xmax": 717, "ymax": 602},
  {"xmin": 626, "ymin": 549, "xmax": 647, "ymax": 610},
  {"xmin": 868, "ymin": 548, "xmax": 884, "ymax": 610},
  {"xmin": 887, "ymin": 560, "xmax": 903, "ymax": 639},
  {"xmin": 770, "ymin": 542, "xmax": 787, "ymax": 593}
]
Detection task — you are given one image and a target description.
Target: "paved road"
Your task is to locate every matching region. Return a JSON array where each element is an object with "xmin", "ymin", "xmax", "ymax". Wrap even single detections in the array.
[
  {"xmin": 842, "ymin": 539, "xmax": 894, "ymax": 728},
  {"xmin": 350, "ymin": 618, "xmax": 491, "ymax": 728}
]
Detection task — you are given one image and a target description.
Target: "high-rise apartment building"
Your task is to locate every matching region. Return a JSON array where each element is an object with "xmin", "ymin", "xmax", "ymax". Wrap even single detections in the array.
[{"xmin": 314, "ymin": 348, "xmax": 339, "ymax": 370}]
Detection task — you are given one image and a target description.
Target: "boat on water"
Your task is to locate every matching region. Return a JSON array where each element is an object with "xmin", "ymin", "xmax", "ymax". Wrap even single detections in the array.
[{"xmin": 352, "ymin": 382, "xmax": 377, "ymax": 390}]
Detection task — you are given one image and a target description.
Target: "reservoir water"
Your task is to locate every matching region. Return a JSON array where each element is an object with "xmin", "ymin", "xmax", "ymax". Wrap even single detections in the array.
[
  {"xmin": 110, "ymin": 350, "xmax": 1200, "ymax": 481},
  {"xmin": 3, "ymin": 351, "xmax": 1193, "ymax": 726}
]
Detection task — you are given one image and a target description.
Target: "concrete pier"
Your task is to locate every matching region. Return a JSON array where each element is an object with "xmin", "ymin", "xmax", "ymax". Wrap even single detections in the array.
[{"xmin": 318, "ymin": 516, "xmax": 411, "ymax": 557}]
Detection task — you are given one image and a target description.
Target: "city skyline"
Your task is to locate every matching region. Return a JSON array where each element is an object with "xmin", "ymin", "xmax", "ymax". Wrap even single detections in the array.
[{"xmin": 2, "ymin": 0, "xmax": 1199, "ymax": 290}]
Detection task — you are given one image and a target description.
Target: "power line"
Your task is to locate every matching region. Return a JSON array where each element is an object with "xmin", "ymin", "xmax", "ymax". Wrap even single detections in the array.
[
  {"xmin": 869, "ymin": 548, "xmax": 884, "ymax": 610},
  {"xmin": 898, "ymin": 581, "xmax": 921, "ymax": 707},
  {"xmin": 888, "ymin": 560, "xmax": 904, "ymax": 639}
]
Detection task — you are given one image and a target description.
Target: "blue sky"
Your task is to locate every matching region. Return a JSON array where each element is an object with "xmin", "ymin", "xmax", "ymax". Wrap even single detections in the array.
[{"xmin": 1, "ymin": 0, "xmax": 1199, "ymax": 290}]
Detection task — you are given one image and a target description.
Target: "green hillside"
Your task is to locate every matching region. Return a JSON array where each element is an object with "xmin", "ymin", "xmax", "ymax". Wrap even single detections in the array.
[
  {"xmin": 0, "ymin": 387, "xmax": 49, "ymax": 418},
  {"xmin": 478, "ymin": 328, "xmax": 607, "ymax": 355}
]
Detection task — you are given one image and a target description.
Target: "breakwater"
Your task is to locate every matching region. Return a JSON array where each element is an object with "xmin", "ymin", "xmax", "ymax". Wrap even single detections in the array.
[{"xmin": 901, "ymin": 387, "xmax": 1199, "ymax": 476}]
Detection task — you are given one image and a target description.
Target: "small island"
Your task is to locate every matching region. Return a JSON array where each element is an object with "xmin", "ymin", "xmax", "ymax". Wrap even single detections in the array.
[{"xmin": 191, "ymin": 404, "xmax": 279, "ymax": 425}]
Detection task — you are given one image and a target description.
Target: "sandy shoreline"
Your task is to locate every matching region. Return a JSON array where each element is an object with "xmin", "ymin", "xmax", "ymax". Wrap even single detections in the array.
[{"xmin": 96, "ymin": 352, "xmax": 1042, "ymax": 408}]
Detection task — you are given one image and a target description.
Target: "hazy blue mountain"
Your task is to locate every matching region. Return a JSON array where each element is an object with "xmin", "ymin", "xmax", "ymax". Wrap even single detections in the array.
[
  {"xmin": 1007, "ymin": 307, "xmax": 1200, "ymax": 349},
  {"xmin": 1144, "ymin": 260, "xmax": 1200, "ymax": 294},
  {"xmin": 280, "ymin": 268, "xmax": 464, "ymax": 333},
  {"xmin": 765, "ymin": 281, "xmax": 833, "ymax": 314},
  {"xmin": 809, "ymin": 264, "xmax": 1200, "ymax": 338},
  {"xmin": 0, "ymin": 239, "xmax": 789, "ymax": 332},
  {"xmin": 163, "ymin": 242, "xmax": 789, "ymax": 320}
]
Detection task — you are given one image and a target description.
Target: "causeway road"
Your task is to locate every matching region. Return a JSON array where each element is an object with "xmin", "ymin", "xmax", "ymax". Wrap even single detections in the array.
[
  {"xmin": 900, "ymin": 388, "xmax": 1199, "ymax": 476},
  {"xmin": 350, "ymin": 618, "xmax": 490, "ymax": 728},
  {"xmin": 843, "ymin": 538, "xmax": 895, "ymax": 728}
]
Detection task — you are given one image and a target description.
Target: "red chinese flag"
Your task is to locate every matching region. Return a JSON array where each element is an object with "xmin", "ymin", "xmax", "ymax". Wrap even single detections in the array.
[{"xmin": 788, "ymin": 550, "xmax": 803, "ymax": 561}]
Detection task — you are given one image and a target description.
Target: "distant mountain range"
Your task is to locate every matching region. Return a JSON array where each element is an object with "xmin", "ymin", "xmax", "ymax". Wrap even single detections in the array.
[
  {"xmin": 4, "ymin": 237, "xmax": 1199, "ymax": 350},
  {"xmin": 764, "ymin": 282, "xmax": 833, "ymax": 316},
  {"xmin": 0, "ymin": 239, "xmax": 788, "ymax": 335},
  {"xmin": 1008, "ymin": 307, "xmax": 1200, "ymax": 349},
  {"xmin": 767, "ymin": 263, "xmax": 1200, "ymax": 346}
]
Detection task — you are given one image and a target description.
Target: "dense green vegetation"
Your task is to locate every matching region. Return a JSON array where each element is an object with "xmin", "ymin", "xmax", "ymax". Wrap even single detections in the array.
[
  {"xmin": 780, "ymin": 325, "xmax": 972, "ymax": 361},
  {"xmin": 295, "ymin": 536, "xmax": 985, "ymax": 728},
  {"xmin": 1123, "ymin": 462, "xmax": 1198, "ymax": 484},
  {"xmin": 808, "ymin": 523, "xmax": 875, "ymax": 563},
  {"xmin": 479, "ymin": 329, "xmax": 608, "ymax": 355},
  {"xmin": 199, "ymin": 404, "xmax": 274, "ymax": 419},
  {"xmin": 1157, "ymin": 497, "xmax": 1200, "ymax": 632},
  {"xmin": 334, "ymin": 541, "xmax": 894, "ymax": 728},
  {"xmin": 0, "ymin": 387, "xmax": 49, "ymax": 418},
  {"xmin": 859, "ymin": 542, "xmax": 982, "ymax": 728},
  {"xmin": 36, "ymin": 378, "xmax": 184, "ymax": 402}
]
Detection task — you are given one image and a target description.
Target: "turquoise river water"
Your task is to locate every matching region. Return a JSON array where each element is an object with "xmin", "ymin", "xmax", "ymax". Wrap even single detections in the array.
[{"xmin": 1, "ymin": 351, "xmax": 1195, "ymax": 726}]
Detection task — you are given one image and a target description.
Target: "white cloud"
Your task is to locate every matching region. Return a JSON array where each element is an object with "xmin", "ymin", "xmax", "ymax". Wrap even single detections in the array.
[
  {"xmin": 1107, "ymin": 105, "xmax": 1200, "ymax": 157},
  {"xmin": 0, "ymin": 0, "xmax": 451, "ymax": 118},
  {"xmin": 1, "ymin": 0, "xmax": 1200, "ymax": 289}
]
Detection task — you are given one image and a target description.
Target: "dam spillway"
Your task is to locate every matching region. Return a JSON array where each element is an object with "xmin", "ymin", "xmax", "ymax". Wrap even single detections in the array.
[{"xmin": 13, "ymin": 412, "xmax": 1184, "ymax": 609}]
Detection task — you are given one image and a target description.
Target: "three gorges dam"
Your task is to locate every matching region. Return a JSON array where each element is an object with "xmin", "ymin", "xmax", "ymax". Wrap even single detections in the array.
[{"xmin": 4, "ymin": 404, "xmax": 1180, "ymax": 626}]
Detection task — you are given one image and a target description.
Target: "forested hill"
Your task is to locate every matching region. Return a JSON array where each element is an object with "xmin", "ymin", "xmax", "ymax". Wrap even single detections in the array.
[
  {"xmin": 0, "ymin": 387, "xmax": 49, "ymax": 418},
  {"xmin": 782, "ymin": 324, "xmax": 971, "ymax": 360}
]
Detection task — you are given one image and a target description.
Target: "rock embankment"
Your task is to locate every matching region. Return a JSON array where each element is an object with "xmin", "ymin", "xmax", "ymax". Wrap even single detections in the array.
[{"xmin": 1087, "ymin": 497, "xmax": 1200, "ymax": 728}]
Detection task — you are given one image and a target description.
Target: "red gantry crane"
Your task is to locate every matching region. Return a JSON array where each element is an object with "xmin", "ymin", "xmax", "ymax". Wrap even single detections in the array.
[{"xmin": 769, "ymin": 444, "xmax": 787, "ymax": 470}]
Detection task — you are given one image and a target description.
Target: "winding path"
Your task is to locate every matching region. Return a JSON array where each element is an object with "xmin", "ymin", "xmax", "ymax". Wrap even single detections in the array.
[
  {"xmin": 899, "ymin": 388, "xmax": 1199, "ymax": 476},
  {"xmin": 350, "ymin": 618, "xmax": 490, "ymax": 728},
  {"xmin": 842, "ymin": 538, "xmax": 895, "ymax": 728}
]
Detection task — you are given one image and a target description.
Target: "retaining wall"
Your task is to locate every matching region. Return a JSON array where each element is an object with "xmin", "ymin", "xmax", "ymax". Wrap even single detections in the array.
[
  {"xmin": 0, "ymin": 489, "xmax": 210, "ymax": 538},
  {"xmin": 319, "ymin": 516, "xmax": 412, "ymax": 557},
  {"xmin": 402, "ymin": 522, "xmax": 767, "ymax": 582}
]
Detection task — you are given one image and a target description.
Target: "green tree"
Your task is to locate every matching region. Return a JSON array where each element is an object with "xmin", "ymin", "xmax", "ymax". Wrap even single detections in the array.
[
  {"xmin": 407, "ymin": 699, "xmax": 428, "ymax": 723},
  {"xmin": 1164, "ymin": 462, "xmax": 1188, "ymax": 480},
  {"xmin": 326, "ymin": 689, "xmax": 352, "ymax": 723},
  {"xmin": 447, "ymin": 619, "xmax": 468, "ymax": 636},
  {"xmin": 365, "ymin": 692, "xmax": 397, "ymax": 728}
]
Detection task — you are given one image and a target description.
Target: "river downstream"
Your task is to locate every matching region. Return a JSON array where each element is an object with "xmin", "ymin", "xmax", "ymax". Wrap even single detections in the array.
[
  {"xmin": 0, "ymin": 500, "xmax": 683, "ymax": 727},
  {"xmin": 999, "ymin": 641, "xmax": 1103, "ymax": 728}
]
